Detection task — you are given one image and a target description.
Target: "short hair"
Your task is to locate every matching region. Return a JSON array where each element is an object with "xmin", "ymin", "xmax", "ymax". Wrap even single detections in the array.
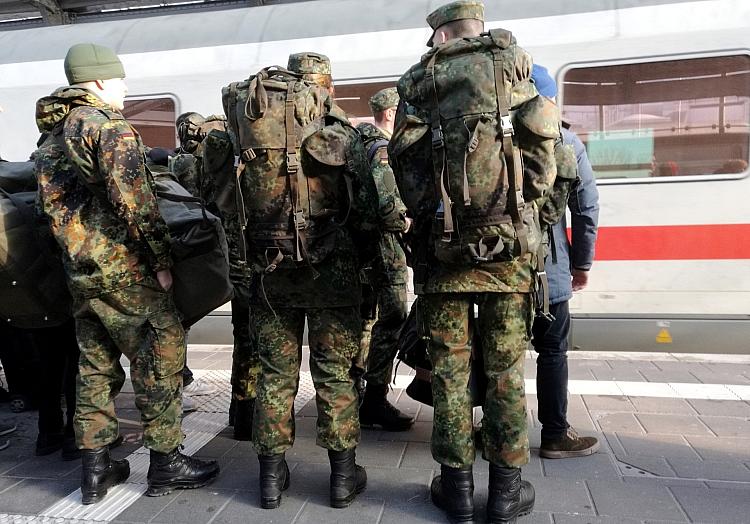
[
  {"xmin": 301, "ymin": 73, "xmax": 334, "ymax": 91},
  {"xmin": 440, "ymin": 18, "xmax": 484, "ymax": 40}
]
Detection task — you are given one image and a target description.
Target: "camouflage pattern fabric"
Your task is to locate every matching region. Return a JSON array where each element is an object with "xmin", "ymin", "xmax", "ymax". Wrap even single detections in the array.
[
  {"xmin": 34, "ymin": 87, "xmax": 172, "ymax": 298},
  {"xmin": 252, "ymin": 304, "xmax": 361, "ymax": 454},
  {"xmin": 74, "ymin": 277, "xmax": 184, "ymax": 452},
  {"xmin": 354, "ymin": 122, "xmax": 409, "ymax": 386},
  {"xmin": 170, "ymin": 153, "xmax": 202, "ymax": 199},
  {"xmin": 230, "ymin": 285, "xmax": 258, "ymax": 401},
  {"xmin": 368, "ymin": 87, "xmax": 399, "ymax": 114},
  {"xmin": 420, "ymin": 292, "xmax": 531, "ymax": 468}
]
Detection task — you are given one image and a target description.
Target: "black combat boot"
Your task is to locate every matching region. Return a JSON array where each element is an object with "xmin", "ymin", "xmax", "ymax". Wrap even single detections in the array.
[
  {"xmin": 258, "ymin": 453, "xmax": 290, "ymax": 509},
  {"xmin": 430, "ymin": 464, "xmax": 474, "ymax": 523},
  {"xmin": 359, "ymin": 384, "xmax": 414, "ymax": 431},
  {"xmin": 487, "ymin": 464, "xmax": 535, "ymax": 523},
  {"xmin": 233, "ymin": 398, "xmax": 254, "ymax": 441},
  {"xmin": 80, "ymin": 447, "xmax": 130, "ymax": 505},
  {"xmin": 146, "ymin": 447, "xmax": 219, "ymax": 496},
  {"xmin": 328, "ymin": 448, "xmax": 367, "ymax": 508}
]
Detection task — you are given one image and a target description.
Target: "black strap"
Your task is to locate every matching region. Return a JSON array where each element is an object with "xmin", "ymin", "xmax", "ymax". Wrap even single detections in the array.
[{"xmin": 366, "ymin": 138, "xmax": 389, "ymax": 164}]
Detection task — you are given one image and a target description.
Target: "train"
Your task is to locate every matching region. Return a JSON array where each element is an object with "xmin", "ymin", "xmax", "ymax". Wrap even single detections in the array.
[{"xmin": 1, "ymin": 0, "xmax": 748, "ymax": 353}]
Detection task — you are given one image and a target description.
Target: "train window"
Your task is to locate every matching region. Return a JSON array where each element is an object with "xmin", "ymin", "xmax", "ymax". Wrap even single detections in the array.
[
  {"xmin": 562, "ymin": 55, "xmax": 750, "ymax": 179},
  {"xmin": 334, "ymin": 81, "xmax": 396, "ymax": 125},
  {"xmin": 122, "ymin": 96, "xmax": 177, "ymax": 149}
]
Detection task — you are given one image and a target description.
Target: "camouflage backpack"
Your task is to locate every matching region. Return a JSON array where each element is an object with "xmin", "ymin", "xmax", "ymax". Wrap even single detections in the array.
[
  {"xmin": 222, "ymin": 66, "xmax": 357, "ymax": 271},
  {"xmin": 390, "ymin": 29, "xmax": 561, "ymax": 269},
  {"xmin": 172, "ymin": 115, "xmax": 229, "ymax": 199}
]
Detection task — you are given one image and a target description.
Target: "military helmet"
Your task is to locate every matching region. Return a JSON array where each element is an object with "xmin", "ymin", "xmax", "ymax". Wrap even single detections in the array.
[
  {"xmin": 426, "ymin": 0, "xmax": 485, "ymax": 47},
  {"xmin": 287, "ymin": 52, "xmax": 332, "ymax": 75},
  {"xmin": 368, "ymin": 87, "xmax": 399, "ymax": 114}
]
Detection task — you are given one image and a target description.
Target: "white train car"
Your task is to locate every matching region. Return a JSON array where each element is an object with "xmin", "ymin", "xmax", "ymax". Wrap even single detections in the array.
[{"xmin": 1, "ymin": 0, "xmax": 748, "ymax": 352}]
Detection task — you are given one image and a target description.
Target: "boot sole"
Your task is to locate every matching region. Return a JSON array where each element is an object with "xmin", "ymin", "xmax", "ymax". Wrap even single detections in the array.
[
  {"xmin": 260, "ymin": 467, "xmax": 290, "ymax": 509},
  {"xmin": 146, "ymin": 470, "xmax": 219, "ymax": 497},
  {"xmin": 330, "ymin": 481, "xmax": 366, "ymax": 509},
  {"xmin": 539, "ymin": 441, "xmax": 600, "ymax": 459},
  {"xmin": 488, "ymin": 498, "xmax": 535, "ymax": 523}
]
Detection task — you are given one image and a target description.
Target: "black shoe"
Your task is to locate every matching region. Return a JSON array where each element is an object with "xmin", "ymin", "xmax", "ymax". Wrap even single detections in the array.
[
  {"xmin": 80, "ymin": 447, "xmax": 130, "ymax": 505},
  {"xmin": 258, "ymin": 453, "xmax": 290, "ymax": 509},
  {"xmin": 228, "ymin": 397, "xmax": 236, "ymax": 426},
  {"xmin": 233, "ymin": 399, "xmax": 254, "ymax": 441},
  {"xmin": 329, "ymin": 448, "xmax": 367, "ymax": 508},
  {"xmin": 63, "ymin": 434, "xmax": 123, "ymax": 462},
  {"xmin": 146, "ymin": 447, "xmax": 220, "ymax": 497},
  {"xmin": 487, "ymin": 464, "xmax": 535, "ymax": 523},
  {"xmin": 36, "ymin": 432, "xmax": 65, "ymax": 456},
  {"xmin": 430, "ymin": 465, "xmax": 474, "ymax": 523},
  {"xmin": 359, "ymin": 384, "xmax": 414, "ymax": 432}
]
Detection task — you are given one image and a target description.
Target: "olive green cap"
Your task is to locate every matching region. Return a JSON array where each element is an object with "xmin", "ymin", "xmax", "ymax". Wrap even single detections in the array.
[
  {"xmin": 64, "ymin": 43, "xmax": 125, "ymax": 84},
  {"xmin": 287, "ymin": 52, "xmax": 332, "ymax": 75},
  {"xmin": 368, "ymin": 87, "xmax": 399, "ymax": 114},
  {"xmin": 426, "ymin": 0, "xmax": 484, "ymax": 47}
]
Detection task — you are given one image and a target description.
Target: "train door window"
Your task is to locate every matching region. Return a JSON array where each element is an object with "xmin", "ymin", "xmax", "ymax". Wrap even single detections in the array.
[
  {"xmin": 334, "ymin": 81, "xmax": 396, "ymax": 125},
  {"xmin": 122, "ymin": 96, "xmax": 177, "ymax": 149},
  {"xmin": 561, "ymin": 55, "xmax": 750, "ymax": 179}
]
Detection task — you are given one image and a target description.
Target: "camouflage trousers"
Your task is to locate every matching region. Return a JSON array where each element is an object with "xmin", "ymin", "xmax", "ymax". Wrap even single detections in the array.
[
  {"xmin": 230, "ymin": 282, "xmax": 259, "ymax": 401},
  {"xmin": 73, "ymin": 278, "xmax": 185, "ymax": 453},
  {"xmin": 252, "ymin": 305, "xmax": 361, "ymax": 455},
  {"xmin": 420, "ymin": 292, "xmax": 531, "ymax": 469},
  {"xmin": 356, "ymin": 283, "xmax": 408, "ymax": 386}
]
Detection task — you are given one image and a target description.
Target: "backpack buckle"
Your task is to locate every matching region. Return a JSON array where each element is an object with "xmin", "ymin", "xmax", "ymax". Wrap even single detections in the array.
[
  {"xmin": 500, "ymin": 116, "xmax": 514, "ymax": 137},
  {"xmin": 293, "ymin": 210, "xmax": 306, "ymax": 229},
  {"xmin": 286, "ymin": 152, "xmax": 300, "ymax": 173},
  {"xmin": 431, "ymin": 128, "xmax": 445, "ymax": 149}
]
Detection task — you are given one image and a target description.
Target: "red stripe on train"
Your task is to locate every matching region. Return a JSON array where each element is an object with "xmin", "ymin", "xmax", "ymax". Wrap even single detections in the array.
[{"xmin": 593, "ymin": 224, "xmax": 750, "ymax": 260}]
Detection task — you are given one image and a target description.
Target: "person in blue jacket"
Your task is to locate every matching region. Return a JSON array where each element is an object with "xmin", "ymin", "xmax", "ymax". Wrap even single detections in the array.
[{"xmin": 531, "ymin": 65, "xmax": 601, "ymax": 459}]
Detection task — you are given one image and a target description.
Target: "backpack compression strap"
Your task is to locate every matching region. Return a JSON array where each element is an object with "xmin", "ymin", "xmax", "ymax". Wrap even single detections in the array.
[
  {"xmin": 424, "ymin": 51, "xmax": 454, "ymax": 241},
  {"xmin": 366, "ymin": 138, "xmax": 389, "ymax": 164},
  {"xmin": 285, "ymin": 79, "xmax": 306, "ymax": 263},
  {"xmin": 489, "ymin": 30, "xmax": 529, "ymax": 256}
]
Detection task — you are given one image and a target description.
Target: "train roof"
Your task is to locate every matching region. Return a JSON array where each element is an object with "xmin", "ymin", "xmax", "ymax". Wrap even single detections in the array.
[{"xmin": 0, "ymin": 0, "xmax": 692, "ymax": 65}]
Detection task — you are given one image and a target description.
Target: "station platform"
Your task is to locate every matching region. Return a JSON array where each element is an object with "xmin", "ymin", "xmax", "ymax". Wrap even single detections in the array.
[{"xmin": 0, "ymin": 346, "xmax": 749, "ymax": 524}]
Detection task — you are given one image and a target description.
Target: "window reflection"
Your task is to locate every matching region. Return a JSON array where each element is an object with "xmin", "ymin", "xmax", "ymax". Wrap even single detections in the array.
[
  {"xmin": 334, "ymin": 81, "xmax": 396, "ymax": 125},
  {"xmin": 562, "ymin": 56, "xmax": 750, "ymax": 178},
  {"xmin": 122, "ymin": 97, "xmax": 176, "ymax": 149}
]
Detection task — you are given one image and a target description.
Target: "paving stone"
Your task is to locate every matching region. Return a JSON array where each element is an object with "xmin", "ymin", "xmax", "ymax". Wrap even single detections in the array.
[
  {"xmin": 294, "ymin": 495, "xmax": 384, "ymax": 524},
  {"xmin": 705, "ymin": 480, "xmax": 750, "ymax": 490},
  {"xmin": 587, "ymin": 479, "xmax": 685, "ymax": 521},
  {"xmin": 527, "ymin": 477, "xmax": 595, "ymax": 515},
  {"xmin": 552, "ymin": 515, "xmax": 641, "ymax": 524},
  {"xmin": 567, "ymin": 361, "xmax": 598, "ymax": 380},
  {"xmin": 690, "ymin": 363, "xmax": 750, "ymax": 385},
  {"xmin": 378, "ymin": 421, "xmax": 432, "ymax": 443},
  {"xmin": 621, "ymin": 476, "xmax": 705, "ymax": 488},
  {"xmin": 113, "ymin": 489, "xmax": 181, "ymax": 523},
  {"xmin": 378, "ymin": 501, "xmax": 458, "ymax": 524},
  {"xmin": 669, "ymin": 485, "xmax": 750, "ymax": 524},
  {"xmin": 209, "ymin": 456, "xmax": 260, "ymax": 491},
  {"xmin": 592, "ymin": 412, "xmax": 646, "ymax": 433},
  {"xmin": 2, "ymin": 454, "xmax": 81, "ymax": 479},
  {"xmin": 150, "ymin": 488, "xmax": 235, "ymax": 524},
  {"xmin": 541, "ymin": 453, "xmax": 620, "ymax": 479},
  {"xmin": 196, "ymin": 432, "xmax": 238, "ymax": 459},
  {"xmin": 698, "ymin": 415, "xmax": 750, "ymax": 437},
  {"xmin": 666, "ymin": 457, "xmax": 750, "ymax": 482},
  {"xmin": 629, "ymin": 397, "xmax": 696, "ymax": 415},
  {"xmin": 0, "ymin": 477, "xmax": 24, "ymax": 494},
  {"xmin": 615, "ymin": 432, "xmax": 699, "ymax": 460},
  {"xmin": 208, "ymin": 491, "xmax": 307, "ymax": 524},
  {"xmin": 615, "ymin": 454, "xmax": 677, "ymax": 477},
  {"xmin": 356, "ymin": 438, "xmax": 408, "ymax": 468},
  {"xmin": 282, "ymin": 437, "xmax": 329, "ymax": 465},
  {"xmin": 591, "ymin": 361, "xmax": 652, "ymax": 382},
  {"xmin": 602, "ymin": 432, "xmax": 627, "ymax": 456},
  {"xmin": 636, "ymin": 414, "xmax": 713, "ymax": 436},
  {"xmin": 684, "ymin": 435, "xmax": 750, "ymax": 461},
  {"xmin": 687, "ymin": 399, "xmax": 750, "ymax": 417},
  {"xmin": 582, "ymin": 395, "xmax": 636, "ymax": 412},
  {"xmin": 0, "ymin": 477, "xmax": 80, "ymax": 514},
  {"xmin": 415, "ymin": 404, "xmax": 433, "ymax": 422},
  {"xmin": 398, "ymin": 441, "xmax": 434, "ymax": 470}
]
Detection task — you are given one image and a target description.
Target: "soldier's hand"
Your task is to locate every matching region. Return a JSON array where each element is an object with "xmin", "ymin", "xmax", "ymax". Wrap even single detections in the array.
[
  {"xmin": 571, "ymin": 269, "xmax": 589, "ymax": 291},
  {"xmin": 156, "ymin": 269, "xmax": 174, "ymax": 292}
]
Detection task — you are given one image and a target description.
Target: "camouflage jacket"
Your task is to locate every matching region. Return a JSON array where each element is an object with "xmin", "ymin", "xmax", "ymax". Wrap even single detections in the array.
[
  {"xmin": 34, "ymin": 87, "xmax": 172, "ymax": 298},
  {"xmin": 356, "ymin": 122, "xmax": 408, "ymax": 285},
  {"xmin": 392, "ymin": 33, "xmax": 558, "ymax": 295},
  {"xmin": 250, "ymin": 107, "xmax": 380, "ymax": 308}
]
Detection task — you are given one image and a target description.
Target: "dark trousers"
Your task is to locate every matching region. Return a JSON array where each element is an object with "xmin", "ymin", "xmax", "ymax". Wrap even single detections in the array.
[
  {"xmin": 33, "ymin": 320, "xmax": 80, "ymax": 436},
  {"xmin": 531, "ymin": 300, "xmax": 570, "ymax": 442}
]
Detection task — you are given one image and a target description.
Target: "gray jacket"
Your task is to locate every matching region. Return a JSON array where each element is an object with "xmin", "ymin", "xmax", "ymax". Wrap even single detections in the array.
[{"xmin": 546, "ymin": 127, "xmax": 600, "ymax": 305}]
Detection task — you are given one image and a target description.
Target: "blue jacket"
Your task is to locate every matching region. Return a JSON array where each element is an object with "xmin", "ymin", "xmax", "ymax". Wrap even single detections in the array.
[{"xmin": 546, "ymin": 127, "xmax": 600, "ymax": 305}]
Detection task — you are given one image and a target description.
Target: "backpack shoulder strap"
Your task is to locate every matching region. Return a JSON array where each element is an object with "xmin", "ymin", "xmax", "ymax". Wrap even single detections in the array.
[{"xmin": 366, "ymin": 138, "xmax": 389, "ymax": 164}]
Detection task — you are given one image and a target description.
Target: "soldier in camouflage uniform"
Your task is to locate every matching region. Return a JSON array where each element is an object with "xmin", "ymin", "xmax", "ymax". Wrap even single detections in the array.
[
  {"xmin": 391, "ymin": 2, "xmax": 559, "ymax": 522},
  {"xmin": 354, "ymin": 88, "xmax": 414, "ymax": 431},
  {"xmin": 34, "ymin": 43, "xmax": 219, "ymax": 504},
  {"xmin": 250, "ymin": 52, "xmax": 379, "ymax": 509},
  {"xmin": 199, "ymin": 127, "xmax": 259, "ymax": 440}
]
